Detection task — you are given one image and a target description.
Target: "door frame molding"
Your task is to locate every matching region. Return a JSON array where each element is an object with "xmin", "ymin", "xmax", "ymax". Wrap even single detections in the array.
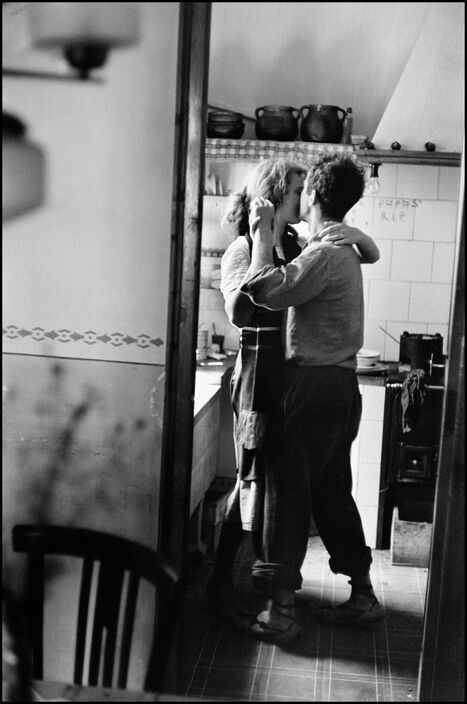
[{"xmin": 159, "ymin": 2, "xmax": 211, "ymax": 575}]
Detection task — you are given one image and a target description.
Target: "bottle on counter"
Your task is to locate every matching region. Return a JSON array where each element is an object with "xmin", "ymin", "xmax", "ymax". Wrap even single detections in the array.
[
  {"xmin": 196, "ymin": 324, "xmax": 208, "ymax": 363},
  {"xmin": 341, "ymin": 107, "xmax": 353, "ymax": 145}
]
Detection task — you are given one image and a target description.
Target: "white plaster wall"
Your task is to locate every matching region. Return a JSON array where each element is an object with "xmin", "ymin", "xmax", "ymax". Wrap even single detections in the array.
[
  {"xmin": 209, "ymin": 2, "xmax": 449, "ymax": 141},
  {"xmin": 3, "ymin": 3, "xmax": 179, "ymax": 364}
]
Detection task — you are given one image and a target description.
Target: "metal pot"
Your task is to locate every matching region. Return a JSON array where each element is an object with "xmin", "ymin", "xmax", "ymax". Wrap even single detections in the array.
[{"xmin": 399, "ymin": 332, "xmax": 445, "ymax": 382}]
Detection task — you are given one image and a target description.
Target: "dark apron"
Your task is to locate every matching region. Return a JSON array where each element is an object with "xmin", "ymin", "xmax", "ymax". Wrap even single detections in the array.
[{"xmin": 230, "ymin": 230, "xmax": 302, "ymax": 483}]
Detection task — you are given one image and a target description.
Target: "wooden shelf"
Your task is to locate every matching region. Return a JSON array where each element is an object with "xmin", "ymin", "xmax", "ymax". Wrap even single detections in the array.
[
  {"xmin": 354, "ymin": 148, "xmax": 461, "ymax": 167},
  {"xmin": 206, "ymin": 138, "xmax": 461, "ymax": 167}
]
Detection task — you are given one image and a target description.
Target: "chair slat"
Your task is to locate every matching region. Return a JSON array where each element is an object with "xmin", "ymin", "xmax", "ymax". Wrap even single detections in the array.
[
  {"xmin": 27, "ymin": 551, "xmax": 45, "ymax": 680},
  {"xmin": 12, "ymin": 524, "xmax": 185, "ymax": 693},
  {"xmin": 74, "ymin": 557, "xmax": 94, "ymax": 685},
  {"xmin": 118, "ymin": 573, "xmax": 140, "ymax": 689},
  {"xmin": 89, "ymin": 561, "xmax": 124, "ymax": 687}
]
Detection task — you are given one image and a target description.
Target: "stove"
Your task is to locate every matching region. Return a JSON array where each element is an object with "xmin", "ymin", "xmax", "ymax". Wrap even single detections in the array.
[{"xmin": 375, "ymin": 378, "xmax": 445, "ymax": 549}]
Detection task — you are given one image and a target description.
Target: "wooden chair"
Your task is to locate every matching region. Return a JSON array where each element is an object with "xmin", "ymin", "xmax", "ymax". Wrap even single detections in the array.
[{"xmin": 12, "ymin": 524, "xmax": 186, "ymax": 693}]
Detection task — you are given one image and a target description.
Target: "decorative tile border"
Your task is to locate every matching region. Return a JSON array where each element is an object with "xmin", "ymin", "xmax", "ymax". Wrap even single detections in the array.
[
  {"xmin": 206, "ymin": 138, "xmax": 354, "ymax": 162},
  {"xmin": 201, "ymin": 248, "xmax": 225, "ymax": 258},
  {"xmin": 3, "ymin": 325, "xmax": 164, "ymax": 349}
]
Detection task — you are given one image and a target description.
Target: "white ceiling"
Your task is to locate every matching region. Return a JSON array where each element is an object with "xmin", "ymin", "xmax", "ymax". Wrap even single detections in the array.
[{"xmin": 208, "ymin": 2, "xmax": 464, "ymax": 143}]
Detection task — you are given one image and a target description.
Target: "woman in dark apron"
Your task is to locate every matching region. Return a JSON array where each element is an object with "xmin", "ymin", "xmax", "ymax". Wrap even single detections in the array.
[{"xmin": 206, "ymin": 159, "xmax": 307, "ymax": 620}]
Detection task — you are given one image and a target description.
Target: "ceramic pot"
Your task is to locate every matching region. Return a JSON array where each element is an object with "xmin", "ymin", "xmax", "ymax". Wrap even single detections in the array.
[
  {"xmin": 299, "ymin": 104, "xmax": 346, "ymax": 143},
  {"xmin": 207, "ymin": 111, "xmax": 245, "ymax": 139},
  {"xmin": 255, "ymin": 105, "xmax": 299, "ymax": 141}
]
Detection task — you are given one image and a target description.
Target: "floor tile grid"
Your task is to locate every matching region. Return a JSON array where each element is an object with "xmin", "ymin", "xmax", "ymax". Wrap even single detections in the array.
[{"xmin": 177, "ymin": 537, "xmax": 426, "ymax": 701}]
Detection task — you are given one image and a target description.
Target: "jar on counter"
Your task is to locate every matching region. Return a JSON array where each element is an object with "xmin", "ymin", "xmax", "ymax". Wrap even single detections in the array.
[{"xmin": 196, "ymin": 326, "xmax": 208, "ymax": 362}]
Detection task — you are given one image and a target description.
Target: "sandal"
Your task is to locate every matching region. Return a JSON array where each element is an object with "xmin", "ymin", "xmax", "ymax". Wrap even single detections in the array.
[
  {"xmin": 316, "ymin": 596, "xmax": 385, "ymax": 626},
  {"xmin": 249, "ymin": 604, "xmax": 301, "ymax": 643}
]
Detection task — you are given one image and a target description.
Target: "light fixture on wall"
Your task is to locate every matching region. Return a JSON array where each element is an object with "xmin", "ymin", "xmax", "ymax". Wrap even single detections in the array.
[
  {"xmin": 27, "ymin": 2, "xmax": 140, "ymax": 80},
  {"xmin": 3, "ymin": 112, "xmax": 45, "ymax": 221},
  {"xmin": 368, "ymin": 161, "xmax": 382, "ymax": 194}
]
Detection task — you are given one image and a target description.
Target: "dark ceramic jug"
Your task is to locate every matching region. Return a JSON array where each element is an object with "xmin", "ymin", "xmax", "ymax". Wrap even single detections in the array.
[
  {"xmin": 255, "ymin": 105, "xmax": 300, "ymax": 141},
  {"xmin": 299, "ymin": 104, "xmax": 346, "ymax": 143}
]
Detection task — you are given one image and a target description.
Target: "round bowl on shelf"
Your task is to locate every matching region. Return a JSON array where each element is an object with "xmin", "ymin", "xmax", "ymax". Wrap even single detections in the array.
[
  {"xmin": 356, "ymin": 349, "xmax": 381, "ymax": 367},
  {"xmin": 207, "ymin": 110, "xmax": 245, "ymax": 139}
]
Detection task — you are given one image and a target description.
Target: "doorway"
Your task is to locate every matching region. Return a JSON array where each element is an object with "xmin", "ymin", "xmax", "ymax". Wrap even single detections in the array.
[{"xmin": 160, "ymin": 4, "xmax": 465, "ymax": 700}]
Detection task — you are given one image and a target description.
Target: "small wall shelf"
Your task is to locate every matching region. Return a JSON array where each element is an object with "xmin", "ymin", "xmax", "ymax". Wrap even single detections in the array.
[{"xmin": 206, "ymin": 138, "xmax": 461, "ymax": 167}]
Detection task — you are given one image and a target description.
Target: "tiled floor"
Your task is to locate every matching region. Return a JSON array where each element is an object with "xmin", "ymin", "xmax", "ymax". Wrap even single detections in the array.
[{"xmin": 174, "ymin": 537, "xmax": 427, "ymax": 702}]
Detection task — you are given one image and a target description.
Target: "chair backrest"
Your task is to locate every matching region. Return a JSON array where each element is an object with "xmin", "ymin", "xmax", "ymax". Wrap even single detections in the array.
[{"xmin": 12, "ymin": 524, "xmax": 186, "ymax": 693}]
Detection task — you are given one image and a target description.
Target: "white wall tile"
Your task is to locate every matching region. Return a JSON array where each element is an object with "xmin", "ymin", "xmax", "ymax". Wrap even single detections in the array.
[
  {"xmin": 362, "ymin": 239, "xmax": 392, "ymax": 280},
  {"xmin": 361, "ymin": 386, "xmax": 385, "ymax": 420},
  {"xmin": 396, "ymin": 165, "xmax": 439, "ymax": 199},
  {"xmin": 368, "ymin": 281, "xmax": 410, "ymax": 320},
  {"xmin": 359, "ymin": 507, "xmax": 378, "ymax": 548},
  {"xmin": 358, "ymin": 420, "xmax": 384, "ymax": 464},
  {"xmin": 363, "ymin": 320, "xmax": 389, "ymax": 356},
  {"xmin": 372, "ymin": 197, "xmax": 416, "ymax": 240},
  {"xmin": 426, "ymin": 323, "xmax": 449, "ymax": 355},
  {"xmin": 383, "ymin": 321, "xmax": 427, "ymax": 361},
  {"xmin": 373, "ymin": 163, "xmax": 397, "ymax": 198},
  {"xmin": 356, "ymin": 463, "xmax": 381, "ymax": 507},
  {"xmin": 409, "ymin": 283, "xmax": 452, "ymax": 323},
  {"xmin": 205, "ymin": 288, "xmax": 225, "ymax": 310},
  {"xmin": 345, "ymin": 197, "xmax": 374, "ymax": 232},
  {"xmin": 391, "ymin": 241, "xmax": 434, "ymax": 282},
  {"xmin": 431, "ymin": 243, "xmax": 456, "ymax": 283},
  {"xmin": 414, "ymin": 200, "xmax": 458, "ymax": 242},
  {"xmin": 438, "ymin": 167, "xmax": 462, "ymax": 201}
]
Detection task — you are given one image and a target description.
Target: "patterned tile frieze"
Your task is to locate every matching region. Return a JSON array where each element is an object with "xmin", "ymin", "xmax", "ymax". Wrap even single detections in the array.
[
  {"xmin": 3, "ymin": 325, "xmax": 164, "ymax": 349},
  {"xmin": 201, "ymin": 248, "xmax": 225, "ymax": 258}
]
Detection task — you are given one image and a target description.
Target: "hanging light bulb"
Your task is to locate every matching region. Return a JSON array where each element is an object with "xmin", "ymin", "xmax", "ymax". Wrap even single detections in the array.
[
  {"xmin": 368, "ymin": 161, "xmax": 382, "ymax": 194},
  {"xmin": 3, "ymin": 112, "xmax": 45, "ymax": 221},
  {"xmin": 27, "ymin": 3, "xmax": 140, "ymax": 79}
]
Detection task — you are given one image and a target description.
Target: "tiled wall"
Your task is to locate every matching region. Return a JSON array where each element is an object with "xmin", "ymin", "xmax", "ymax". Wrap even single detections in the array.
[
  {"xmin": 199, "ymin": 163, "xmax": 461, "ymax": 360},
  {"xmin": 350, "ymin": 384, "xmax": 386, "ymax": 548},
  {"xmin": 347, "ymin": 163, "xmax": 460, "ymax": 361}
]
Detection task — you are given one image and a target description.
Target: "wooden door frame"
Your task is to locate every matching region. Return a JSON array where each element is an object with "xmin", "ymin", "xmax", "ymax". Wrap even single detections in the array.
[
  {"xmin": 160, "ymin": 4, "xmax": 465, "ymax": 698},
  {"xmin": 417, "ymin": 149, "xmax": 465, "ymax": 702},
  {"xmin": 158, "ymin": 2, "xmax": 211, "ymax": 575}
]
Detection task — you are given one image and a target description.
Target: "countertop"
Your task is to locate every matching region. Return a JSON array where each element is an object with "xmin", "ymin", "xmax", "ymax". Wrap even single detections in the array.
[{"xmin": 194, "ymin": 355, "xmax": 236, "ymax": 418}]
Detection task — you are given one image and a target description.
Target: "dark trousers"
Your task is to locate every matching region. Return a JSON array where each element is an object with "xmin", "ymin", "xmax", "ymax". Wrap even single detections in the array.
[{"xmin": 252, "ymin": 365, "xmax": 372, "ymax": 591}]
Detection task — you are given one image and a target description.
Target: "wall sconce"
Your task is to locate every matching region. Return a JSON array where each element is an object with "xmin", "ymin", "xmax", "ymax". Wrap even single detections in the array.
[
  {"xmin": 368, "ymin": 161, "xmax": 382, "ymax": 194},
  {"xmin": 27, "ymin": 2, "xmax": 140, "ymax": 79},
  {"xmin": 3, "ymin": 112, "xmax": 45, "ymax": 221}
]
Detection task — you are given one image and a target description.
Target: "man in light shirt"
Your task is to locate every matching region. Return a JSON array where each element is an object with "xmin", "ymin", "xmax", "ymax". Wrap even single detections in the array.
[{"xmin": 240, "ymin": 155, "xmax": 383, "ymax": 642}]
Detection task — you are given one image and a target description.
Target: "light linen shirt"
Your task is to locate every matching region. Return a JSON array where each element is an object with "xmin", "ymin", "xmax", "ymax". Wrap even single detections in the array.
[{"xmin": 241, "ymin": 240, "xmax": 364, "ymax": 368}]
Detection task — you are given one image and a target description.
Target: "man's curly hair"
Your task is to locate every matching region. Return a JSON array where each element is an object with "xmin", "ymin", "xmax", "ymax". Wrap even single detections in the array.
[{"xmin": 307, "ymin": 155, "xmax": 366, "ymax": 220}]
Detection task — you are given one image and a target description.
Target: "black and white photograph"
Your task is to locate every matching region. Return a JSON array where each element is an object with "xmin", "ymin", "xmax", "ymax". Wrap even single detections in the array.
[{"xmin": 3, "ymin": 3, "xmax": 464, "ymax": 702}]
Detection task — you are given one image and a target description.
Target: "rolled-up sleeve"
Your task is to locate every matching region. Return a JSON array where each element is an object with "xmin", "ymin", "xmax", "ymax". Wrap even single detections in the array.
[{"xmin": 241, "ymin": 246, "xmax": 330, "ymax": 309}]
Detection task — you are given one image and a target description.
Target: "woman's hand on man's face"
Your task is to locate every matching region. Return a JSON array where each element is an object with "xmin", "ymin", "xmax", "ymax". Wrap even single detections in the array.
[{"xmin": 249, "ymin": 196, "xmax": 274, "ymax": 235}]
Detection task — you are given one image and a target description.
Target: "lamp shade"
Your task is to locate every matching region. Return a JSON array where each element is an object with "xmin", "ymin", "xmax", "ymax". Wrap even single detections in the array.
[
  {"xmin": 28, "ymin": 3, "xmax": 140, "ymax": 49},
  {"xmin": 3, "ymin": 113, "xmax": 45, "ymax": 221}
]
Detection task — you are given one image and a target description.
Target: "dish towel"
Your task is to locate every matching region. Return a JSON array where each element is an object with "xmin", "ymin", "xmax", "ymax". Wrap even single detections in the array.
[{"xmin": 401, "ymin": 369, "xmax": 428, "ymax": 433}]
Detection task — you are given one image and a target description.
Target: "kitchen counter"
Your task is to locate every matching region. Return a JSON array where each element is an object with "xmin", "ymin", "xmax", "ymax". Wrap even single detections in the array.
[
  {"xmin": 194, "ymin": 356, "xmax": 236, "ymax": 417},
  {"xmin": 195, "ymin": 357, "xmax": 401, "ymax": 395}
]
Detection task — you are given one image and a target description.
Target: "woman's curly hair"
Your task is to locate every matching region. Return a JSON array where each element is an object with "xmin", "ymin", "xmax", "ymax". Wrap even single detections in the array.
[
  {"xmin": 307, "ymin": 155, "xmax": 366, "ymax": 220},
  {"xmin": 222, "ymin": 158, "xmax": 306, "ymax": 237}
]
